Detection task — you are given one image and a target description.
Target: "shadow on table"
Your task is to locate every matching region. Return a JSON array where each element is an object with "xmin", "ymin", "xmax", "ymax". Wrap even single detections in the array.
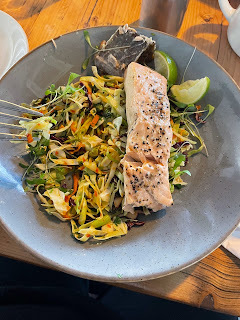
[
  {"xmin": 1, "ymin": 0, "xmax": 61, "ymax": 20},
  {"xmin": 221, "ymin": 246, "xmax": 240, "ymax": 266},
  {"xmin": 130, "ymin": 20, "xmax": 227, "ymax": 62},
  {"xmin": 178, "ymin": 23, "xmax": 229, "ymax": 58}
]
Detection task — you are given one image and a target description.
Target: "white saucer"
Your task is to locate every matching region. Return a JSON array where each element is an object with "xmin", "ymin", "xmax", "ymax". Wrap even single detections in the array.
[{"xmin": 0, "ymin": 11, "xmax": 28, "ymax": 79}]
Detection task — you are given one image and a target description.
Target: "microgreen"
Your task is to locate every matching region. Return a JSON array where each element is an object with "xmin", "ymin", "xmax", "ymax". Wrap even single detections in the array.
[{"xmin": 202, "ymin": 104, "xmax": 215, "ymax": 122}]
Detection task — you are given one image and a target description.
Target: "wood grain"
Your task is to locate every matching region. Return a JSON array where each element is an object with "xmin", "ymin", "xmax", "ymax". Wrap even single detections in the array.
[
  {"xmin": 1, "ymin": 0, "xmax": 240, "ymax": 316},
  {"xmin": 178, "ymin": 0, "xmax": 240, "ymax": 85},
  {"xmin": 117, "ymin": 247, "xmax": 240, "ymax": 316}
]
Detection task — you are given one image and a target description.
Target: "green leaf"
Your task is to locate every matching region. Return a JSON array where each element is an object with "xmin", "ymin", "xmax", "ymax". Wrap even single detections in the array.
[
  {"xmin": 61, "ymin": 73, "xmax": 80, "ymax": 96},
  {"xmin": 83, "ymin": 167, "xmax": 95, "ymax": 175},
  {"xmin": 113, "ymin": 216, "xmax": 122, "ymax": 225},
  {"xmin": 29, "ymin": 137, "xmax": 49, "ymax": 157},
  {"xmin": 45, "ymin": 89, "xmax": 51, "ymax": 96},
  {"xmin": 173, "ymin": 153, "xmax": 185, "ymax": 171},
  {"xmin": 169, "ymin": 98, "xmax": 187, "ymax": 109},
  {"xmin": 45, "ymin": 84, "xmax": 56, "ymax": 96},
  {"xmin": 26, "ymin": 178, "xmax": 46, "ymax": 185},
  {"xmin": 202, "ymin": 104, "xmax": 215, "ymax": 121},
  {"xmin": 67, "ymin": 73, "xmax": 80, "ymax": 86},
  {"xmin": 175, "ymin": 184, "xmax": 182, "ymax": 189},
  {"xmin": 167, "ymin": 81, "xmax": 173, "ymax": 91},
  {"xmin": 19, "ymin": 163, "xmax": 28, "ymax": 169},
  {"xmin": 82, "ymin": 57, "xmax": 90, "ymax": 70},
  {"xmin": 83, "ymin": 30, "xmax": 93, "ymax": 48},
  {"xmin": 151, "ymin": 33, "xmax": 156, "ymax": 36},
  {"xmin": 185, "ymin": 104, "xmax": 196, "ymax": 112},
  {"xmin": 175, "ymin": 170, "xmax": 191, "ymax": 177},
  {"xmin": 59, "ymin": 187, "xmax": 68, "ymax": 193}
]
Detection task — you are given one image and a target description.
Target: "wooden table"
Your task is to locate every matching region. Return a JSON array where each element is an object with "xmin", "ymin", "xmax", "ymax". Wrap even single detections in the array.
[{"xmin": 1, "ymin": 0, "xmax": 240, "ymax": 316}]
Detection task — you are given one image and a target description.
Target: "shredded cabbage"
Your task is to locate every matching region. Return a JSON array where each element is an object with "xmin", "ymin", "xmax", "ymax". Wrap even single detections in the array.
[
  {"xmin": 20, "ymin": 70, "xmax": 128, "ymax": 242},
  {"xmin": 18, "ymin": 66, "xmax": 213, "ymax": 242}
]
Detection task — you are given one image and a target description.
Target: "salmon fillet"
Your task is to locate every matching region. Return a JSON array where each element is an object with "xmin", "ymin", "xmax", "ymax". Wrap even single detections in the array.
[{"xmin": 122, "ymin": 62, "xmax": 173, "ymax": 213}]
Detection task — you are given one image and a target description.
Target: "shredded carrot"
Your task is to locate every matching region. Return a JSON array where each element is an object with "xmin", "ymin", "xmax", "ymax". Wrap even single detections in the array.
[
  {"xmin": 179, "ymin": 128, "xmax": 188, "ymax": 136},
  {"xmin": 69, "ymin": 143, "xmax": 84, "ymax": 154},
  {"xmin": 91, "ymin": 114, "xmax": 99, "ymax": 127},
  {"xmin": 40, "ymin": 109, "xmax": 47, "ymax": 115},
  {"xmin": 27, "ymin": 133, "xmax": 33, "ymax": 143},
  {"xmin": 71, "ymin": 122, "xmax": 77, "ymax": 133},
  {"xmin": 65, "ymin": 173, "xmax": 79, "ymax": 202},
  {"xmin": 94, "ymin": 190, "xmax": 98, "ymax": 197},
  {"xmin": 62, "ymin": 213, "xmax": 71, "ymax": 219},
  {"xmin": 81, "ymin": 81, "xmax": 92, "ymax": 96}
]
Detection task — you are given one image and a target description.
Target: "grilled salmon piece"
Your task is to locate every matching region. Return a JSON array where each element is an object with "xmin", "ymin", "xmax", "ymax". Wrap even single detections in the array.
[
  {"xmin": 122, "ymin": 62, "xmax": 173, "ymax": 212},
  {"xmin": 122, "ymin": 157, "xmax": 172, "ymax": 213}
]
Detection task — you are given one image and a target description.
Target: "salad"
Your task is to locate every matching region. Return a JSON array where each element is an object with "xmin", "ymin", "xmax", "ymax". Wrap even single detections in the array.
[{"xmin": 17, "ymin": 34, "xmax": 214, "ymax": 242}]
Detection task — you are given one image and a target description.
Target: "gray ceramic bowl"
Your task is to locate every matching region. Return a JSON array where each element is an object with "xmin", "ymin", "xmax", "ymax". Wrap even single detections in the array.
[{"xmin": 0, "ymin": 26, "xmax": 240, "ymax": 282}]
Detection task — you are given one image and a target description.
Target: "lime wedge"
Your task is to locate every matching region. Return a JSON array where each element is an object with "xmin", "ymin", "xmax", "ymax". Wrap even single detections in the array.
[
  {"xmin": 170, "ymin": 77, "xmax": 210, "ymax": 104},
  {"xmin": 154, "ymin": 50, "xmax": 178, "ymax": 84}
]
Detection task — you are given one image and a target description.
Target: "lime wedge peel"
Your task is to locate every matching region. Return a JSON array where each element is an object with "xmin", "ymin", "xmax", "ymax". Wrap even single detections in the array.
[
  {"xmin": 154, "ymin": 50, "xmax": 178, "ymax": 85},
  {"xmin": 170, "ymin": 77, "xmax": 210, "ymax": 105}
]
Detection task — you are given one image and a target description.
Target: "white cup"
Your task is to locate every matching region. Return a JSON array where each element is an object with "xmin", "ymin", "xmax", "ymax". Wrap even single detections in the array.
[{"xmin": 218, "ymin": 0, "xmax": 240, "ymax": 57}]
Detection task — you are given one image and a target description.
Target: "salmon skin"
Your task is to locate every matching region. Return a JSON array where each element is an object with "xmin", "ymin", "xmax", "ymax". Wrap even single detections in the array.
[
  {"xmin": 122, "ymin": 62, "xmax": 173, "ymax": 213},
  {"xmin": 94, "ymin": 25, "xmax": 155, "ymax": 77}
]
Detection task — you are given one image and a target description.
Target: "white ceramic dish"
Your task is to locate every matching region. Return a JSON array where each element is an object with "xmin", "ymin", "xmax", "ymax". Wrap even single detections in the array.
[{"xmin": 0, "ymin": 10, "xmax": 28, "ymax": 79}]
